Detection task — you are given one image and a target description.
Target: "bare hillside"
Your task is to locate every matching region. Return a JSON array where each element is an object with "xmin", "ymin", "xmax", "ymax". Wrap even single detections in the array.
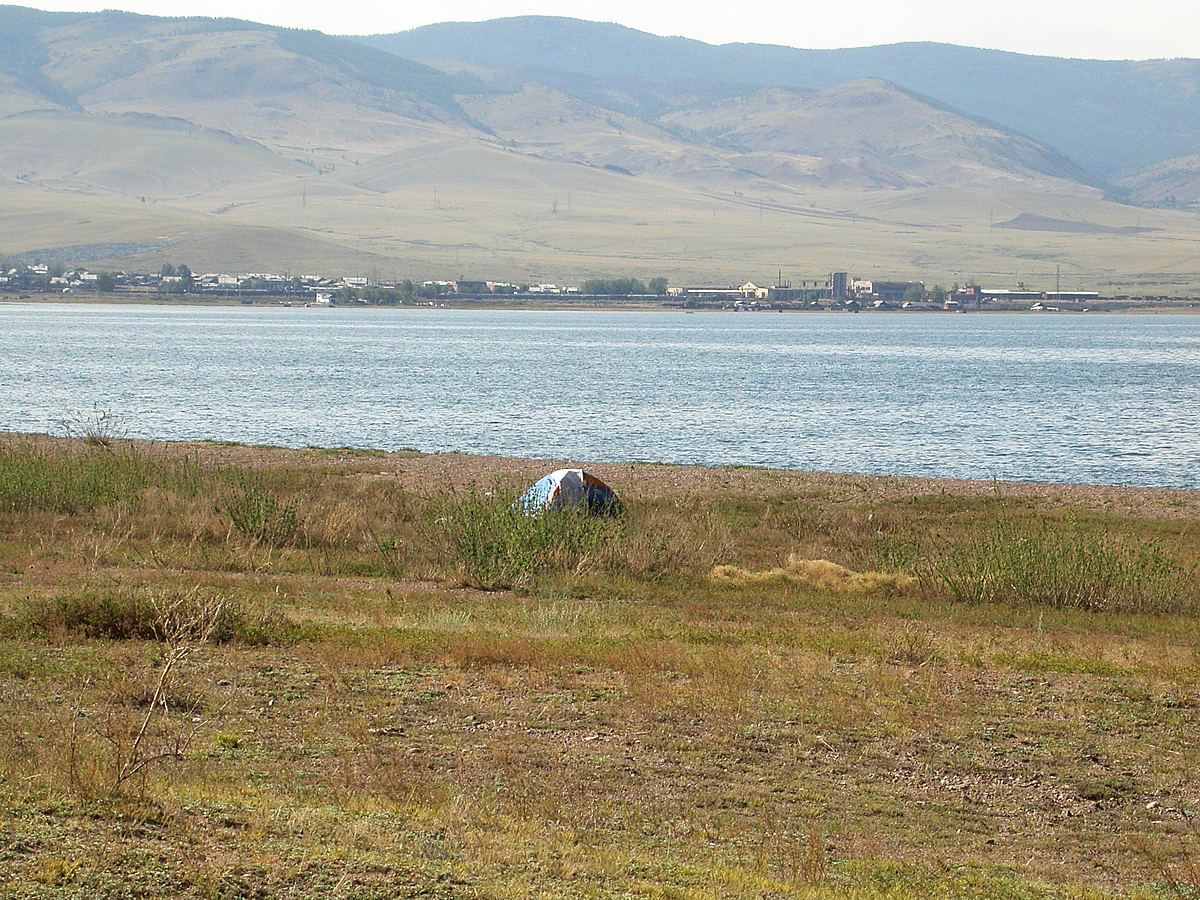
[
  {"xmin": 1119, "ymin": 153, "xmax": 1200, "ymax": 207},
  {"xmin": 662, "ymin": 82, "xmax": 1092, "ymax": 191},
  {"xmin": 1, "ymin": 6, "xmax": 1200, "ymax": 290}
]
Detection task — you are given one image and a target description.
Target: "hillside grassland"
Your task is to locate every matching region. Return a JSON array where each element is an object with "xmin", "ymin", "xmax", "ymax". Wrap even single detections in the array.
[
  {"xmin": 6, "ymin": 135, "xmax": 1200, "ymax": 294},
  {"xmin": 1, "ymin": 435, "xmax": 1199, "ymax": 897}
]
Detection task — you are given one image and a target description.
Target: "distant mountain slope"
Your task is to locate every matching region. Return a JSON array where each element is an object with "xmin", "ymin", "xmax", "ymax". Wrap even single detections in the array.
[
  {"xmin": 359, "ymin": 16, "xmax": 1200, "ymax": 179},
  {"xmin": 456, "ymin": 79, "xmax": 1087, "ymax": 192},
  {"xmin": 0, "ymin": 7, "xmax": 80, "ymax": 111},
  {"xmin": 456, "ymin": 86, "xmax": 735, "ymax": 183},
  {"xmin": 1, "ymin": 5, "xmax": 1200, "ymax": 290},
  {"xmin": 0, "ymin": 5, "xmax": 481, "ymax": 152},
  {"xmin": 660, "ymin": 82, "xmax": 1092, "ymax": 190},
  {"xmin": 0, "ymin": 110, "xmax": 310, "ymax": 199},
  {"xmin": 1117, "ymin": 154, "xmax": 1200, "ymax": 206}
]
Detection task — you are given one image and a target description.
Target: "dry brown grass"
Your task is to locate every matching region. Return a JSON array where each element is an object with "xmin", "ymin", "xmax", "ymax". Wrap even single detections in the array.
[{"xmin": 712, "ymin": 556, "xmax": 918, "ymax": 594}]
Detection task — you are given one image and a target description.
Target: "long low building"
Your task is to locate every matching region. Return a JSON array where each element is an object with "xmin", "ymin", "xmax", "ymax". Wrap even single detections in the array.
[
  {"xmin": 1046, "ymin": 291, "xmax": 1101, "ymax": 302},
  {"xmin": 978, "ymin": 289, "xmax": 1044, "ymax": 302}
]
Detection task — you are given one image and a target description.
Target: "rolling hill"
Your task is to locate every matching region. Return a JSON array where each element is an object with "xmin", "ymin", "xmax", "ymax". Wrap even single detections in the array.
[
  {"xmin": 0, "ymin": 110, "xmax": 310, "ymax": 199},
  {"xmin": 1, "ymin": 5, "xmax": 1199, "ymax": 291},
  {"xmin": 1118, "ymin": 153, "xmax": 1200, "ymax": 206},
  {"xmin": 361, "ymin": 16, "xmax": 1200, "ymax": 180},
  {"xmin": 658, "ymin": 82, "xmax": 1092, "ymax": 190}
]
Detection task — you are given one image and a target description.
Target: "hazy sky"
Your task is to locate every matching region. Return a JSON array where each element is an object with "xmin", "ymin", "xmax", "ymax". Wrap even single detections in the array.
[{"xmin": 27, "ymin": 0, "xmax": 1199, "ymax": 59}]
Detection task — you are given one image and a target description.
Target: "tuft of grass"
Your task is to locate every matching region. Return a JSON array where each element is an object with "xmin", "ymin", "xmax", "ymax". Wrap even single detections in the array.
[
  {"xmin": 434, "ymin": 490, "xmax": 619, "ymax": 590},
  {"xmin": 59, "ymin": 404, "xmax": 127, "ymax": 449},
  {"xmin": 931, "ymin": 518, "xmax": 1197, "ymax": 614},
  {"xmin": 12, "ymin": 587, "xmax": 288, "ymax": 644},
  {"xmin": 220, "ymin": 475, "xmax": 301, "ymax": 546},
  {"xmin": 884, "ymin": 622, "xmax": 943, "ymax": 667},
  {"xmin": 1075, "ymin": 775, "xmax": 1137, "ymax": 802}
]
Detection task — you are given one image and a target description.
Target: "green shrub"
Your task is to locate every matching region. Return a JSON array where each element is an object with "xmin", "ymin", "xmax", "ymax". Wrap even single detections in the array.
[
  {"xmin": 221, "ymin": 476, "xmax": 300, "ymax": 545},
  {"xmin": 25, "ymin": 589, "xmax": 159, "ymax": 640},
  {"xmin": 435, "ymin": 490, "xmax": 619, "ymax": 590},
  {"xmin": 931, "ymin": 518, "xmax": 1196, "ymax": 614},
  {"xmin": 13, "ymin": 587, "xmax": 290, "ymax": 644}
]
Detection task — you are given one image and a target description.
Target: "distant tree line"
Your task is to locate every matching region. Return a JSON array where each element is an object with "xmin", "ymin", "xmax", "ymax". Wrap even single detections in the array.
[
  {"xmin": 337, "ymin": 280, "xmax": 435, "ymax": 305},
  {"xmin": 580, "ymin": 277, "xmax": 668, "ymax": 295},
  {"xmin": 158, "ymin": 263, "xmax": 194, "ymax": 293}
]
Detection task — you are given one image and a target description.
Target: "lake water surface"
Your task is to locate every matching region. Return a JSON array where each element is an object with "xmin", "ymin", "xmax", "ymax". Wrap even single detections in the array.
[{"xmin": 2, "ymin": 303, "xmax": 1198, "ymax": 488}]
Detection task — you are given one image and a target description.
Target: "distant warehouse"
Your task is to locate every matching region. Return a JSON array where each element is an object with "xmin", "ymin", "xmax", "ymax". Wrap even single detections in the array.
[
  {"xmin": 978, "ymin": 289, "xmax": 1044, "ymax": 302},
  {"xmin": 1046, "ymin": 291, "xmax": 1101, "ymax": 302},
  {"xmin": 961, "ymin": 288, "xmax": 1102, "ymax": 304},
  {"xmin": 868, "ymin": 281, "xmax": 925, "ymax": 303}
]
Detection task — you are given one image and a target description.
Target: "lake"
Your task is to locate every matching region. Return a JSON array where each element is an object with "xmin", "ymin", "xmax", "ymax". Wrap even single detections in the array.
[{"xmin": 2, "ymin": 303, "xmax": 1198, "ymax": 488}]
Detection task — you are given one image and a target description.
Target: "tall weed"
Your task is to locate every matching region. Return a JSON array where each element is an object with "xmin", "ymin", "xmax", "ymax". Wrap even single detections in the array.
[
  {"xmin": 220, "ymin": 475, "xmax": 300, "ymax": 545},
  {"xmin": 435, "ymin": 490, "xmax": 618, "ymax": 590},
  {"xmin": 0, "ymin": 442, "xmax": 198, "ymax": 514},
  {"xmin": 931, "ymin": 518, "xmax": 1196, "ymax": 614}
]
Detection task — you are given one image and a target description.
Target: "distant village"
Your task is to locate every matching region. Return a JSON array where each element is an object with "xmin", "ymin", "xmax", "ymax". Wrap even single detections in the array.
[{"xmin": 2, "ymin": 261, "xmax": 1193, "ymax": 310}]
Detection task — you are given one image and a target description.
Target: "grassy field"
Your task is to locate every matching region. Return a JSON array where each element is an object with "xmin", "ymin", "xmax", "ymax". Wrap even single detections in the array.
[
  {"xmin": 1, "ymin": 435, "xmax": 1198, "ymax": 897},
  {"xmin": 7, "ymin": 135, "xmax": 1200, "ymax": 294}
]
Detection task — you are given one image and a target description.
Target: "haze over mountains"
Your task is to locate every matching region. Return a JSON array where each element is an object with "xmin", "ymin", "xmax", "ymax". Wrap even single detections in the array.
[{"xmin": 2, "ymin": 5, "xmax": 1199, "ymax": 290}]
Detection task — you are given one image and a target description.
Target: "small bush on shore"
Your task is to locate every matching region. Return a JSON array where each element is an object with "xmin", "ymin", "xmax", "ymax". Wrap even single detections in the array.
[
  {"xmin": 931, "ymin": 518, "xmax": 1197, "ymax": 614},
  {"xmin": 59, "ymin": 404, "xmax": 127, "ymax": 449},
  {"xmin": 221, "ymin": 475, "xmax": 301, "ymax": 545}
]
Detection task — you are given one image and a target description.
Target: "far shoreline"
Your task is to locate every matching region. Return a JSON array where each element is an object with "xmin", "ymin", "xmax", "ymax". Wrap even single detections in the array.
[{"xmin": 3, "ymin": 292, "xmax": 1199, "ymax": 315}]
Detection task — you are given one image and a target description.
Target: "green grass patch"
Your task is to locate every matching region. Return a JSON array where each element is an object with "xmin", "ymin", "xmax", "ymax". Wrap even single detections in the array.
[
  {"xmin": 932, "ymin": 517, "xmax": 1197, "ymax": 614},
  {"xmin": 992, "ymin": 649, "xmax": 1130, "ymax": 677},
  {"xmin": 0, "ymin": 442, "xmax": 200, "ymax": 514},
  {"xmin": 9, "ymin": 586, "xmax": 292, "ymax": 645}
]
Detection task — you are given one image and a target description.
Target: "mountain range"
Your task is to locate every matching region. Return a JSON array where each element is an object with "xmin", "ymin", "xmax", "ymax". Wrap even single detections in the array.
[{"xmin": 1, "ymin": 6, "xmax": 1199, "ymax": 290}]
